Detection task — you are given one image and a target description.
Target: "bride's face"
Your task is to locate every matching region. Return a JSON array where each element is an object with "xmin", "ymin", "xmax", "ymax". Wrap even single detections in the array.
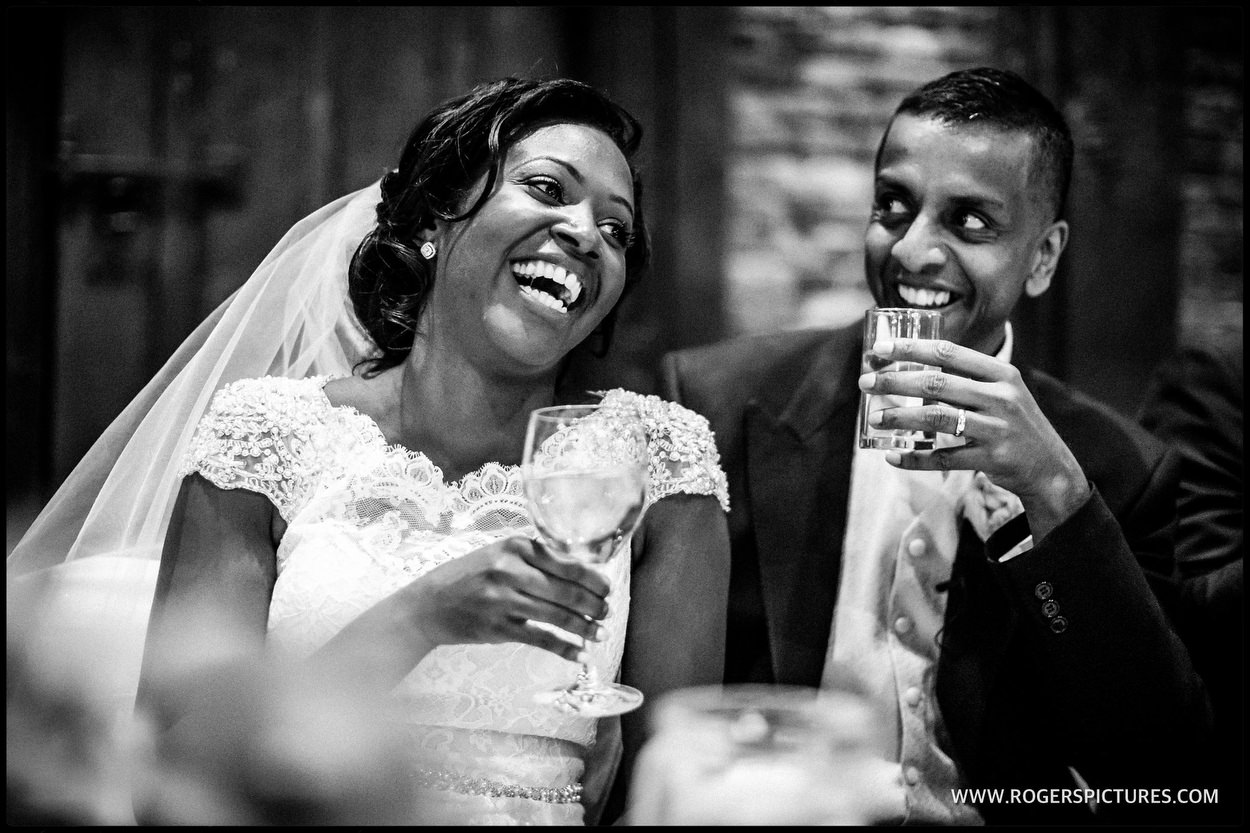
[{"xmin": 421, "ymin": 122, "xmax": 635, "ymax": 376}]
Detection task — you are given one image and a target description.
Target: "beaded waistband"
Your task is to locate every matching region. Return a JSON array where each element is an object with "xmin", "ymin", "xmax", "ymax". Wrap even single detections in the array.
[{"xmin": 413, "ymin": 767, "xmax": 583, "ymax": 805}]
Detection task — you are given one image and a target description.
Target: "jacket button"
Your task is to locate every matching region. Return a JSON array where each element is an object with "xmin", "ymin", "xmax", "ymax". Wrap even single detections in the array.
[
  {"xmin": 1049, "ymin": 616, "xmax": 1069, "ymax": 634},
  {"xmin": 1034, "ymin": 581, "xmax": 1054, "ymax": 600},
  {"xmin": 1041, "ymin": 600, "xmax": 1060, "ymax": 618}
]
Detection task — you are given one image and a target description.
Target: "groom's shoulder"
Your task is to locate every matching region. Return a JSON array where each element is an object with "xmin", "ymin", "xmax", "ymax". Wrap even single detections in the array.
[
  {"xmin": 1023, "ymin": 365, "xmax": 1172, "ymax": 483},
  {"xmin": 666, "ymin": 326, "xmax": 852, "ymax": 379},
  {"xmin": 659, "ymin": 325, "xmax": 856, "ymax": 412}
]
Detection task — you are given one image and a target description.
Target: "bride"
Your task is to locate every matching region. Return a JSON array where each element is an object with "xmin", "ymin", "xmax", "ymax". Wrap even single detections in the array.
[{"xmin": 8, "ymin": 76, "xmax": 729, "ymax": 825}]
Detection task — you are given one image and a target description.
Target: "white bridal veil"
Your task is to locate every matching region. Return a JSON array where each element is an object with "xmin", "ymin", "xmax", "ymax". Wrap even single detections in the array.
[{"xmin": 7, "ymin": 180, "xmax": 382, "ymax": 714}]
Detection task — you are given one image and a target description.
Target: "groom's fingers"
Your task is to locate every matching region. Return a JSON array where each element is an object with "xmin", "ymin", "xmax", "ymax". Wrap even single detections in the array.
[{"xmin": 874, "ymin": 337, "xmax": 1005, "ymax": 382}]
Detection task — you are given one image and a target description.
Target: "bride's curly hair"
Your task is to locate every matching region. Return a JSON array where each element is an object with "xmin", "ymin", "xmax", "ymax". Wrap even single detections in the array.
[{"xmin": 349, "ymin": 77, "xmax": 651, "ymax": 377}]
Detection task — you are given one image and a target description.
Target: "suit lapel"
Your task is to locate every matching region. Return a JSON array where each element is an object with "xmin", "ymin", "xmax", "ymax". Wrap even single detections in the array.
[{"xmin": 744, "ymin": 327, "xmax": 862, "ymax": 686}]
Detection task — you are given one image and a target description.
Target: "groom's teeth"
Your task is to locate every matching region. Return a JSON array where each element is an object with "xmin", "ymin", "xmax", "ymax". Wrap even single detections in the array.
[{"xmin": 899, "ymin": 285, "xmax": 952, "ymax": 308}]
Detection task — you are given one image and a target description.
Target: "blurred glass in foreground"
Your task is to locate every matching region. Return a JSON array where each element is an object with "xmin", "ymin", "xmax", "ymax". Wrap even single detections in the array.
[
  {"xmin": 132, "ymin": 651, "xmax": 415, "ymax": 824},
  {"xmin": 627, "ymin": 684, "xmax": 901, "ymax": 825},
  {"xmin": 7, "ymin": 558, "xmax": 158, "ymax": 824},
  {"xmin": 7, "ymin": 559, "xmax": 418, "ymax": 825}
]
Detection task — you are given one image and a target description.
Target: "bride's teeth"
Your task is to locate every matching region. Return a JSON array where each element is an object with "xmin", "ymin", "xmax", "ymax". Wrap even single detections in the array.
[
  {"xmin": 519, "ymin": 283, "xmax": 569, "ymax": 314},
  {"xmin": 512, "ymin": 260, "xmax": 584, "ymax": 309},
  {"xmin": 546, "ymin": 264, "xmax": 582, "ymax": 294}
]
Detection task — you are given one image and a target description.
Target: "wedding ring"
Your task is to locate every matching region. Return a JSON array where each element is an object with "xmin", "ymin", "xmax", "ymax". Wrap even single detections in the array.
[{"xmin": 954, "ymin": 408, "xmax": 967, "ymax": 438}]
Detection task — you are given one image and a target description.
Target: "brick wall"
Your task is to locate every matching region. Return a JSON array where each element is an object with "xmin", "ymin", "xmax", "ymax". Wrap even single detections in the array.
[
  {"xmin": 1177, "ymin": 9, "xmax": 1243, "ymax": 356},
  {"xmin": 725, "ymin": 6, "xmax": 999, "ymax": 335}
]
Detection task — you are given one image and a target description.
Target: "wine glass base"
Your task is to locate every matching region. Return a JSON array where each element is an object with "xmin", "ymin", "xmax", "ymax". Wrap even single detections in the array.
[{"xmin": 535, "ymin": 682, "xmax": 644, "ymax": 717}]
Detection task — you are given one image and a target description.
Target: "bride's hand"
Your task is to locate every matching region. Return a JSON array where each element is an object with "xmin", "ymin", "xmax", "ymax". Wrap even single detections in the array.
[{"xmin": 406, "ymin": 536, "xmax": 610, "ymax": 662}]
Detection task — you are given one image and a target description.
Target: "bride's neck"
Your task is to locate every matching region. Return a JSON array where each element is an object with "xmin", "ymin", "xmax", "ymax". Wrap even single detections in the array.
[{"xmin": 390, "ymin": 345, "xmax": 555, "ymax": 479}]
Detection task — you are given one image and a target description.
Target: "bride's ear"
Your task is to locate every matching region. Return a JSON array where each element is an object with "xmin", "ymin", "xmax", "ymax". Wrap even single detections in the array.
[{"xmin": 414, "ymin": 224, "xmax": 442, "ymax": 260}]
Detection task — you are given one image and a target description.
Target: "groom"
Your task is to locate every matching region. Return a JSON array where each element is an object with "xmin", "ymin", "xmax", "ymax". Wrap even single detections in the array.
[{"xmin": 659, "ymin": 68, "xmax": 1210, "ymax": 824}]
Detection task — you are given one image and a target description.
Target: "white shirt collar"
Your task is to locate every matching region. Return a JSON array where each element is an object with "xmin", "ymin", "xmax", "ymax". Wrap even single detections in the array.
[{"xmin": 996, "ymin": 321, "xmax": 1014, "ymax": 364}]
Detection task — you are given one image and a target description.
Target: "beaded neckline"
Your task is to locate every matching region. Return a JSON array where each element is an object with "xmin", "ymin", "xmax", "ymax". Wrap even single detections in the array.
[{"xmin": 311, "ymin": 375, "xmax": 625, "ymax": 492}]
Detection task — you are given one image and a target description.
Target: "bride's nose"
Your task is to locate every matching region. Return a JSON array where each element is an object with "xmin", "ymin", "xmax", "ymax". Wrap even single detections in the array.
[{"xmin": 551, "ymin": 207, "xmax": 600, "ymax": 260}]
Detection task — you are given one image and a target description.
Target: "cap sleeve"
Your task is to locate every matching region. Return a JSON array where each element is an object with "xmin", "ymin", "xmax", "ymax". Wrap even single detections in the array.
[
  {"xmin": 603, "ymin": 389, "xmax": 730, "ymax": 513},
  {"xmin": 179, "ymin": 376, "xmax": 327, "ymax": 521}
]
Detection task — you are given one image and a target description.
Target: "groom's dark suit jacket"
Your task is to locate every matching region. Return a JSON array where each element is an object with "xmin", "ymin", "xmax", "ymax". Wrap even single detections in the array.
[{"xmin": 660, "ymin": 325, "xmax": 1211, "ymax": 824}]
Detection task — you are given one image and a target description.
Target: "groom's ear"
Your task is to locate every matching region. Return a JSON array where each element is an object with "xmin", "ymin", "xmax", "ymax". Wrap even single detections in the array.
[{"xmin": 1025, "ymin": 219, "xmax": 1068, "ymax": 299}]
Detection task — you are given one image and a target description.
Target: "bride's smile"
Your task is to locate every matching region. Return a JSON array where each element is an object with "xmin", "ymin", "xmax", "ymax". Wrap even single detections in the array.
[{"xmin": 512, "ymin": 258, "xmax": 585, "ymax": 314}]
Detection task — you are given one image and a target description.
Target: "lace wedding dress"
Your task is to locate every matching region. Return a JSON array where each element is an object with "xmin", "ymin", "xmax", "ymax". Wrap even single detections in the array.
[{"xmin": 180, "ymin": 376, "xmax": 730, "ymax": 824}]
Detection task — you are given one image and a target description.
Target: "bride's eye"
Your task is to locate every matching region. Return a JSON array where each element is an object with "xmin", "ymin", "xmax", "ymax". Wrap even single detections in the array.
[
  {"xmin": 600, "ymin": 220, "xmax": 634, "ymax": 249},
  {"xmin": 526, "ymin": 176, "xmax": 565, "ymax": 204}
]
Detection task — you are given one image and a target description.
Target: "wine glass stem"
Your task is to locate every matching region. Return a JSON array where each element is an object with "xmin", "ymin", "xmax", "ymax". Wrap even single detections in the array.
[
  {"xmin": 576, "ymin": 633, "xmax": 601, "ymax": 688},
  {"xmin": 568, "ymin": 546, "xmax": 601, "ymax": 690}
]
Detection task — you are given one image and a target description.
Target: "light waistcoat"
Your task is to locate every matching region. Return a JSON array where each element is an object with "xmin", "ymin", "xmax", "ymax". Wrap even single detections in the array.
[{"xmin": 822, "ymin": 325, "xmax": 1025, "ymax": 825}]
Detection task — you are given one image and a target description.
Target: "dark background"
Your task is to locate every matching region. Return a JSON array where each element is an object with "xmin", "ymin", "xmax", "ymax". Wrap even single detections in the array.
[{"xmin": 6, "ymin": 6, "xmax": 1243, "ymax": 550}]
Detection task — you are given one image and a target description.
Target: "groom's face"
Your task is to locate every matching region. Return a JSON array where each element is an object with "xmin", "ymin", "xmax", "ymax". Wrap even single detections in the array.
[{"xmin": 864, "ymin": 114, "xmax": 1059, "ymax": 356}]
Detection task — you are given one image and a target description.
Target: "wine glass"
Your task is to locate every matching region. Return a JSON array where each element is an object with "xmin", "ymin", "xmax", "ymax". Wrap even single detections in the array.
[
  {"xmin": 628, "ymin": 684, "xmax": 896, "ymax": 824},
  {"xmin": 522, "ymin": 403, "xmax": 650, "ymax": 717}
]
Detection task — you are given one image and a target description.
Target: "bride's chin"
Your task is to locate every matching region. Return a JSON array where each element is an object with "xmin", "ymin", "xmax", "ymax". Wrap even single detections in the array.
[
  {"xmin": 483, "ymin": 335, "xmax": 569, "ymax": 377},
  {"xmin": 483, "ymin": 312, "xmax": 582, "ymax": 367}
]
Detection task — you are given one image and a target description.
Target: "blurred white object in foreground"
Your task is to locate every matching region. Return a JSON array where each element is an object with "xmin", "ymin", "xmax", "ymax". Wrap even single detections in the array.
[
  {"xmin": 627, "ymin": 684, "xmax": 903, "ymax": 825},
  {"xmin": 7, "ymin": 556, "xmax": 160, "ymax": 824}
]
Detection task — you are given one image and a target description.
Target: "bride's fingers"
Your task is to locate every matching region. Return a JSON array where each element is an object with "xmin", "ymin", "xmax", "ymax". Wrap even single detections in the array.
[
  {"xmin": 517, "ymin": 571, "xmax": 609, "ymax": 622},
  {"xmin": 511, "ymin": 593, "xmax": 606, "ymax": 644},
  {"xmin": 507, "ymin": 618, "xmax": 585, "ymax": 663},
  {"xmin": 518, "ymin": 538, "xmax": 611, "ymax": 599},
  {"xmin": 504, "ymin": 541, "xmax": 609, "ymax": 620}
]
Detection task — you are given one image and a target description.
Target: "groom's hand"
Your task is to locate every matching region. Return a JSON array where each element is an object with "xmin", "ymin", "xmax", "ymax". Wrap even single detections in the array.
[{"xmin": 858, "ymin": 337, "xmax": 1090, "ymax": 540}]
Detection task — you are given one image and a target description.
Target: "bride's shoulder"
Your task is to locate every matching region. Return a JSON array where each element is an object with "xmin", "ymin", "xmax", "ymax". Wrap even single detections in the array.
[
  {"xmin": 214, "ymin": 374, "xmax": 335, "ymax": 405},
  {"xmin": 322, "ymin": 366, "xmax": 398, "ymax": 409},
  {"xmin": 599, "ymin": 388, "xmax": 715, "ymax": 438},
  {"xmin": 321, "ymin": 367, "xmax": 402, "ymax": 434},
  {"xmin": 601, "ymin": 388, "xmax": 729, "ymax": 511},
  {"xmin": 322, "ymin": 372, "xmax": 376, "ymax": 409},
  {"xmin": 202, "ymin": 375, "xmax": 347, "ymax": 430}
]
